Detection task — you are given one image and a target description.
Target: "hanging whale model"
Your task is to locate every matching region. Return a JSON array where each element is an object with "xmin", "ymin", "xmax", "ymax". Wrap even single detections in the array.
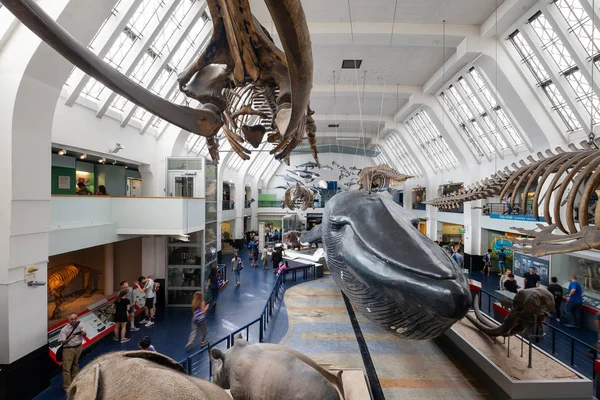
[
  {"xmin": 295, "ymin": 162, "xmax": 319, "ymax": 169},
  {"xmin": 300, "ymin": 190, "xmax": 471, "ymax": 340}
]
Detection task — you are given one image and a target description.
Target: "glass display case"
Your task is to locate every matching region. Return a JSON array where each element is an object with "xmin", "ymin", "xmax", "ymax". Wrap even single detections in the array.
[{"xmin": 551, "ymin": 254, "xmax": 600, "ymax": 310}]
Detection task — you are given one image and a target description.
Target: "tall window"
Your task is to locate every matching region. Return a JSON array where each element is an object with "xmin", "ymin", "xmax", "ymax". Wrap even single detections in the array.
[
  {"xmin": 439, "ymin": 92, "xmax": 484, "ymax": 157},
  {"xmin": 380, "ymin": 138, "xmax": 422, "ymax": 177},
  {"xmin": 404, "ymin": 111, "xmax": 458, "ymax": 172},
  {"xmin": 509, "ymin": 30, "xmax": 580, "ymax": 131},
  {"xmin": 529, "ymin": 11, "xmax": 600, "ymax": 123}
]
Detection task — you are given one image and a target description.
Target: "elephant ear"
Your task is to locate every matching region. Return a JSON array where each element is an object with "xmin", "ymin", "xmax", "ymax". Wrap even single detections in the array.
[
  {"xmin": 67, "ymin": 363, "xmax": 103, "ymax": 400},
  {"xmin": 122, "ymin": 350, "xmax": 187, "ymax": 373}
]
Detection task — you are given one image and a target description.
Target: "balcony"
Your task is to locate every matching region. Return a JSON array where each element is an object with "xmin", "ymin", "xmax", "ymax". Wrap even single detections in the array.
[
  {"xmin": 412, "ymin": 203, "xmax": 426, "ymax": 210},
  {"xmin": 222, "ymin": 200, "xmax": 235, "ymax": 210},
  {"xmin": 50, "ymin": 196, "xmax": 205, "ymax": 255}
]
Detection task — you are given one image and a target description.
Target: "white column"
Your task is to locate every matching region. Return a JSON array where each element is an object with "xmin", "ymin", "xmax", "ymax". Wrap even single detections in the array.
[
  {"xmin": 0, "ymin": 0, "xmax": 118, "ymax": 366},
  {"xmin": 463, "ymin": 200, "xmax": 482, "ymax": 255},
  {"xmin": 104, "ymin": 243, "xmax": 114, "ymax": 295}
]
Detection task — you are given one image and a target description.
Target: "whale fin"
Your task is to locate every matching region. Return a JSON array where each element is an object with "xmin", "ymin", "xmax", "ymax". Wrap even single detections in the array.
[{"xmin": 300, "ymin": 224, "xmax": 323, "ymax": 244}]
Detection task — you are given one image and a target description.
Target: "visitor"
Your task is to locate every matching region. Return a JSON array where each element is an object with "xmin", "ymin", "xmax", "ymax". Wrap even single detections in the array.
[
  {"xmin": 565, "ymin": 275, "xmax": 583, "ymax": 328},
  {"xmin": 253, "ymin": 240, "xmax": 259, "ymax": 265},
  {"xmin": 452, "ymin": 250, "xmax": 464, "ymax": 267},
  {"xmin": 96, "ymin": 185, "xmax": 109, "ymax": 196},
  {"xmin": 523, "ymin": 266, "xmax": 541, "ymax": 289},
  {"xmin": 482, "ymin": 249, "xmax": 492, "ymax": 276},
  {"xmin": 503, "ymin": 273, "xmax": 519, "ymax": 294},
  {"xmin": 261, "ymin": 247, "xmax": 270, "ymax": 270},
  {"xmin": 139, "ymin": 275, "xmax": 158, "ymax": 327},
  {"xmin": 231, "ymin": 252, "xmax": 241, "ymax": 286},
  {"xmin": 120, "ymin": 281, "xmax": 139, "ymax": 332},
  {"xmin": 499, "ymin": 269, "xmax": 512, "ymax": 290},
  {"xmin": 547, "ymin": 277, "xmax": 563, "ymax": 322},
  {"xmin": 186, "ymin": 291, "xmax": 209, "ymax": 349},
  {"xmin": 248, "ymin": 239, "xmax": 256, "ymax": 265},
  {"xmin": 497, "ymin": 249, "xmax": 507, "ymax": 275},
  {"xmin": 138, "ymin": 336, "xmax": 156, "ymax": 352},
  {"xmin": 76, "ymin": 180, "xmax": 92, "ymax": 195},
  {"xmin": 59, "ymin": 313, "xmax": 87, "ymax": 392},
  {"xmin": 112, "ymin": 288, "xmax": 131, "ymax": 343},
  {"xmin": 277, "ymin": 260, "xmax": 290, "ymax": 277},
  {"xmin": 205, "ymin": 267, "xmax": 220, "ymax": 310}
]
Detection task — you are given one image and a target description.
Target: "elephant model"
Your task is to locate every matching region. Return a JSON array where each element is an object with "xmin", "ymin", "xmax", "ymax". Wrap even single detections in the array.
[
  {"xmin": 67, "ymin": 351, "xmax": 231, "ymax": 400},
  {"xmin": 211, "ymin": 334, "xmax": 343, "ymax": 399}
]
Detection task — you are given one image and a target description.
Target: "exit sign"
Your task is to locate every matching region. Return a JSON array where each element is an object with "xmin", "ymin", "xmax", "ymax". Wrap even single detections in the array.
[{"xmin": 459, "ymin": 228, "xmax": 466, "ymax": 234}]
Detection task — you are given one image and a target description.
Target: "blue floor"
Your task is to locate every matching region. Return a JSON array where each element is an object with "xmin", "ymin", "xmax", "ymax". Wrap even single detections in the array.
[
  {"xmin": 470, "ymin": 271, "xmax": 599, "ymax": 381},
  {"xmin": 35, "ymin": 246, "xmax": 300, "ymax": 400}
]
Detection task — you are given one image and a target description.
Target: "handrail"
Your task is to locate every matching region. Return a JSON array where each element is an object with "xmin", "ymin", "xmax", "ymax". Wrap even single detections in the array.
[
  {"xmin": 179, "ymin": 263, "xmax": 316, "ymax": 380},
  {"xmin": 479, "ymin": 289, "xmax": 598, "ymax": 382}
]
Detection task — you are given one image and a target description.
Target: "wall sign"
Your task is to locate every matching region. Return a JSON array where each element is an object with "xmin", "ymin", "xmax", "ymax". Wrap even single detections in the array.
[{"xmin": 57, "ymin": 176, "xmax": 71, "ymax": 189}]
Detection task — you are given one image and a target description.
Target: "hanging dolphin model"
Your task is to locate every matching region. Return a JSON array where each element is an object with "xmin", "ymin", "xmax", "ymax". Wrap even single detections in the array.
[
  {"xmin": 319, "ymin": 165, "xmax": 334, "ymax": 171},
  {"xmin": 295, "ymin": 162, "xmax": 319, "ymax": 169},
  {"xmin": 300, "ymin": 190, "xmax": 471, "ymax": 340}
]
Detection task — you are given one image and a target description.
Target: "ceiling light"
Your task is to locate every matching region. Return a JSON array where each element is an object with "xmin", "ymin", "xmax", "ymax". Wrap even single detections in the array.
[
  {"xmin": 125, "ymin": 166, "xmax": 128, "ymax": 169},
  {"xmin": 112, "ymin": 160, "xmax": 117, "ymax": 165},
  {"xmin": 99, "ymin": 158, "xmax": 106, "ymax": 164},
  {"xmin": 80, "ymin": 154, "xmax": 87, "ymax": 160},
  {"xmin": 58, "ymin": 149, "xmax": 66, "ymax": 156},
  {"xmin": 341, "ymin": 59, "xmax": 362, "ymax": 69}
]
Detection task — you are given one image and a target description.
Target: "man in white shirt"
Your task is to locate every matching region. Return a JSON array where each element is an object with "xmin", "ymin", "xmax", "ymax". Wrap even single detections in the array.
[
  {"xmin": 59, "ymin": 313, "xmax": 86, "ymax": 391},
  {"xmin": 139, "ymin": 275, "xmax": 158, "ymax": 327}
]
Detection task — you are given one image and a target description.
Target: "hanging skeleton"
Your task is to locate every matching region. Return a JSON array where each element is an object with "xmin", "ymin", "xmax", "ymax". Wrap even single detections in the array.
[
  {"xmin": 357, "ymin": 164, "xmax": 413, "ymax": 194},
  {"xmin": 1, "ymin": 0, "xmax": 319, "ymax": 166},
  {"xmin": 281, "ymin": 182, "xmax": 314, "ymax": 211},
  {"xmin": 425, "ymin": 140, "xmax": 600, "ymax": 256}
]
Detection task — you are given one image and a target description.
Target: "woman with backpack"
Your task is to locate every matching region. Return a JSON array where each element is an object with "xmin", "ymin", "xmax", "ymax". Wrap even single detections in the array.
[
  {"xmin": 232, "ymin": 256, "xmax": 243, "ymax": 287},
  {"xmin": 112, "ymin": 288, "xmax": 131, "ymax": 343},
  {"xmin": 185, "ymin": 291, "xmax": 208, "ymax": 349},
  {"xmin": 482, "ymin": 249, "xmax": 492, "ymax": 276}
]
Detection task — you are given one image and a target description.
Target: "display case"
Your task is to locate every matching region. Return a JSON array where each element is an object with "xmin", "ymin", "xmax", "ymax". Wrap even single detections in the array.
[
  {"xmin": 551, "ymin": 254, "xmax": 600, "ymax": 311},
  {"xmin": 47, "ymin": 293, "xmax": 144, "ymax": 364}
]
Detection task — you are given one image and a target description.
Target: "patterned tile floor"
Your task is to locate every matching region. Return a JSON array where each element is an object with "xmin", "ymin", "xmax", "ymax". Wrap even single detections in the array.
[{"xmin": 280, "ymin": 276, "xmax": 491, "ymax": 399}]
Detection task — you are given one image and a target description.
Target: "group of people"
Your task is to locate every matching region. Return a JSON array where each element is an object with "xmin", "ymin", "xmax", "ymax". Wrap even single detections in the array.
[
  {"xmin": 482, "ymin": 248, "xmax": 507, "ymax": 276},
  {"xmin": 497, "ymin": 266, "xmax": 585, "ymax": 329},
  {"xmin": 59, "ymin": 275, "xmax": 159, "ymax": 392}
]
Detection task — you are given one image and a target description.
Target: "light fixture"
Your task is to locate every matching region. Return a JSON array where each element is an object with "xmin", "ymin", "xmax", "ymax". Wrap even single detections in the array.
[
  {"xmin": 112, "ymin": 160, "xmax": 117, "ymax": 165},
  {"xmin": 125, "ymin": 166, "xmax": 128, "ymax": 169},
  {"xmin": 58, "ymin": 149, "xmax": 66, "ymax": 156},
  {"xmin": 80, "ymin": 154, "xmax": 87, "ymax": 160},
  {"xmin": 99, "ymin": 158, "xmax": 106, "ymax": 164}
]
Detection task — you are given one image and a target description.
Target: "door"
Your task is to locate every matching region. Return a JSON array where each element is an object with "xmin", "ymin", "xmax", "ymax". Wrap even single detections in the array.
[{"xmin": 168, "ymin": 172, "xmax": 197, "ymax": 197}]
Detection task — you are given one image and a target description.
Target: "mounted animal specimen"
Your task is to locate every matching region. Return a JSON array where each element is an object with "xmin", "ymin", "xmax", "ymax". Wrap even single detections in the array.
[
  {"xmin": 358, "ymin": 164, "xmax": 412, "ymax": 194},
  {"xmin": 300, "ymin": 190, "xmax": 471, "ymax": 340},
  {"xmin": 283, "ymin": 230, "xmax": 302, "ymax": 250},
  {"xmin": 1, "ymin": 0, "xmax": 318, "ymax": 165},
  {"xmin": 48, "ymin": 264, "xmax": 96, "ymax": 320},
  {"xmin": 425, "ymin": 140, "xmax": 600, "ymax": 256},
  {"xmin": 467, "ymin": 288, "xmax": 554, "ymax": 338},
  {"xmin": 282, "ymin": 182, "xmax": 314, "ymax": 211}
]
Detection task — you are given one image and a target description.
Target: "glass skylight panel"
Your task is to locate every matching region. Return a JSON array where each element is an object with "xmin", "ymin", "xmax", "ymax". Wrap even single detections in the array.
[
  {"xmin": 383, "ymin": 137, "xmax": 422, "ymax": 177},
  {"xmin": 405, "ymin": 120, "xmax": 443, "ymax": 171},
  {"xmin": 565, "ymin": 69, "xmax": 600, "ymax": 122},
  {"xmin": 530, "ymin": 13, "xmax": 576, "ymax": 73},
  {"xmin": 554, "ymin": 0, "xmax": 600, "ymax": 60},
  {"xmin": 448, "ymin": 86, "xmax": 474, "ymax": 120},
  {"xmin": 458, "ymin": 77, "xmax": 485, "ymax": 114},
  {"xmin": 128, "ymin": 0, "xmax": 164, "ymax": 37},
  {"xmin": 470, "ymin": 120, "xmax": 495, "ymax": 153},
  {"xmin": 468, "ymin": 69, "xmax": 497, "ymax": 108},
  {"xmin": 481, "ymin": 113, "xmax": 508, "ymax": 149},
  {"xmin": 405, "ymin": 112, "xmax": 457, "ymax": 171},
  {"xmin": 81, "ymin": 79, "xmax": 105, "ymax": 100},
  {"xmin": 509, "ymin": 30, "xmax": 580, "ymax": 131},
  {"xmin": 440, "ymin": 92, "xmax": 483, "ymax": 157}
]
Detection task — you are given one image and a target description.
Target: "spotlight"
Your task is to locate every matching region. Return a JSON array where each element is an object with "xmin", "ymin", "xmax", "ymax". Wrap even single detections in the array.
[
  {"xmin": 58, "ymin": 149, "xmax": 66, "ymax": 156},
  {"xmin": 80, "ymin": 154, "xmax": 87, "ymax": 160},
  {"xmin": 99, "ymin": 158, "xmax": 106, "ymax": 164},
  {"xmin": 125, "ymin": 166, "xmax": 128, "ymax": 169},
  {"xmin": 112, "ymin": 160, "xmax": 117, "ymax": 165}
]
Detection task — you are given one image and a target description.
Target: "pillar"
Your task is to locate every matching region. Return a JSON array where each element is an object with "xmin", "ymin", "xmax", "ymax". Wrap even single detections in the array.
[
  {"xmin": 463, "ymin": 200, "xmax": 483, "ymax": 256},
  {"xmin": 0, "ymin": 1, "xmax": 118, "ymax": 398},
  {"xmin": 104, "ymin": 243, "xmax": 114, "ymax": 294},
  {"xmin": 426, "ymin": 206, "xmax": 441, "ymax": 242}
]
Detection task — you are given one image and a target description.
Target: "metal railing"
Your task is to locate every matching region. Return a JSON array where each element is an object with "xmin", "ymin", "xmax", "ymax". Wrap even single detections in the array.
[
  {"xmin": 179, "ymin": 263, "xmax": 316, "ymax": 380},
  {"xmin": 412, "ymin": 203, "xmax": 426, "ymax": 210},
  {"xmin": 478, "ymin": 289, "xmax": 598, "ymax": 384},
  {"xmin": 222, "ymin": 200, "xmax": 234, "ymax": 210}
]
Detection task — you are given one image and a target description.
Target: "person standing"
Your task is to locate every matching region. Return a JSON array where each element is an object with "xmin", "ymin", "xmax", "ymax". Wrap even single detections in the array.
[
  {"xmin": 261, "ymin": 247, "xmax": 270, "ymax": 270},
  {"xmin": 503, "ymin": 273, "xmax": 519, "ymax": 294},
  {"xmin": 59, "ymin": 313, "xmax": 86, "ymax": 392},
  {"xmin": 205, "ymin": 267, "xmax": 220, "ymax": 310},
  {"xmin": 547, "ymin": 277, "xmax": 564, "ymax": 322},
  {"xmin": 499, "ymin": 269, "xmax": 512, "ymax": 290},
  {"xmin": 231, "ymin": 252, "xmax": 241, "ymax": 287},
  {"xmin": 112, "ymin": 288, "xmax": 131, "ymax": 343},
  {"xmin": 565, "ymin": 275, "xmax": 583, "ymax": 328},
  {"xmin": 497, "ymin": 249, "xmax": 507, "ymax": 276},
  {"xmin": 120, "ymin": 281, "xmax": 139, "ymax": 332},
  {"xmin": 186, "ymin": 291, "xmax": 209, "ymax": 349},
  {"xmin": 482, "ymin": 249, "xmax": 492, "ymax": 276},
  {"xmin": 452, "ymin": 250, "xmax": 464, "ymax": 267},
  {"xmin": 523, "ymin": 267, "xmax": 541, "ymax": 289},
  {"xmin": 139, "ymin": 275, "xmax": 158, "ymax": 327}
]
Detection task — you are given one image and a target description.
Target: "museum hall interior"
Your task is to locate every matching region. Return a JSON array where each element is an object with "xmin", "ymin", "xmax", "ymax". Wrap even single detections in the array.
[{"xmin": 5, "ymin": 0, "xmax": 600, "ymax": 399}]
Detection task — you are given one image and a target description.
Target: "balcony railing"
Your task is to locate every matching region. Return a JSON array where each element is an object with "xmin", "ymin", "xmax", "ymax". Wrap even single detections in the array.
[
  {"xmin": 244, "ymin": 200, "xmax": 252, "ymax": 208},
  {"xmin": 222, "ymin": 200, "xmax": 234, "ymax": 210},
  {"xmin": 412, "ymin": 202, "xmax": 426, "ymax": 210},
  {"xmin": 258, "ymin": 200, "xmax": 324, "ymax": 208}
]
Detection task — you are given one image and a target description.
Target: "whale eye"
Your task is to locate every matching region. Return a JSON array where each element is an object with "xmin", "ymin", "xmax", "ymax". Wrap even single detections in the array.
[{"xmin": 328, "ymin": 217, "xmax": 346, "ymax": 230}]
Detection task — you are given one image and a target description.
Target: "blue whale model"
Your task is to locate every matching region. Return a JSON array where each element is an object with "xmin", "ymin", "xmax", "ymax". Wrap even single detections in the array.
[{"xmin": 301, "ymin": 190, "xmax": 471, "ymax": 340}]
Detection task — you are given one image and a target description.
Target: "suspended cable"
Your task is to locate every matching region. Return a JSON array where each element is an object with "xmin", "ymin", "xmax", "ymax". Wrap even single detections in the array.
[
  {"xmin": 590, "ymin": 0, "xmax": 597, "ymax": 148},
  {"xmin": 441, "ymin": 19, "xmax": 446, "ymax": 183},
  {"xmin": 374, "ymin": 0, "xmax": 399, "ymax": 155},
  {"xmin": 494, "ymin": 0, "xmax": 499, "ymax": 175}
]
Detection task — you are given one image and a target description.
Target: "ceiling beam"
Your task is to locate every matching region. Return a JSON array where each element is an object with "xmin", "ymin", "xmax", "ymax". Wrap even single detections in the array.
[
  {"xmin": 480, "ymin": 0, "xmax": 539, "ymax": 38},
  {"xmin": 311, "ymin": 84, "xmax": 420, "ymax": 96},
  {"xmin": 313, "ymin": 114, "xmax": 394, "ymax": 123}
]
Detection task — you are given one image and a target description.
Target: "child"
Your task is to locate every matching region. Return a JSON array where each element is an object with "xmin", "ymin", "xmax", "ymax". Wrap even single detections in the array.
[
  {"xmin": 276, "ymin": 260, "xmax": 289, "ymax": 277},
  {"xmin": 138, "ymin": 336, "xmax": 155, "ymax": 352},
  {"xmin": 186, "ymin": 291, "xmax": 209, "ymax": 349}
]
